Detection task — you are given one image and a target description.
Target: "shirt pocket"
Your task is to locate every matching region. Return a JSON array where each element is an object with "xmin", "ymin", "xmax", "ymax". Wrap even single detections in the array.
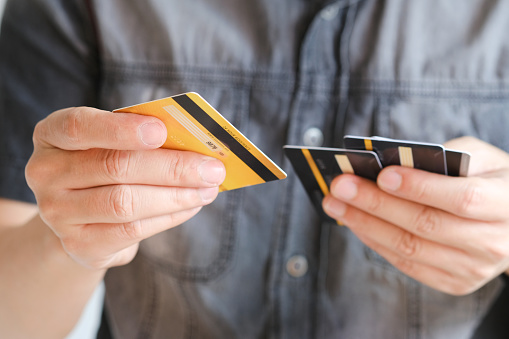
[
  {"xmin": 139, "ymin": 190, "xmax": 240, "ymax": 282},
  {"xmin": 379, "ymin": 95, "xmax": 509, "ymax": 150}
]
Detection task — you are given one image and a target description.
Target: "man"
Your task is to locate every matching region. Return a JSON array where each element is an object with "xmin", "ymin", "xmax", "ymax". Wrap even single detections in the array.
[{"xmin": 1, "ymin": 0, "xmax": 509, "ymax": 338}]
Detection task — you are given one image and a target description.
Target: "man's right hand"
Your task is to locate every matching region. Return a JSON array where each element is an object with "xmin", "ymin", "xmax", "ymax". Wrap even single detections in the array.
[{"xmin": 25, "ymin": 106, "xmax": 226, "ymax": 270}]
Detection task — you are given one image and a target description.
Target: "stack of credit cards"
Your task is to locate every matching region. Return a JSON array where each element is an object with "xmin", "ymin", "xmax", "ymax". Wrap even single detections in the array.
[
  {"xmin": 114, "ymin": 92, "xmax": 287, "ymax": 191},
  {"xmin": 284, "ymin": 135, "xmax": 470, "ymax": 218}
]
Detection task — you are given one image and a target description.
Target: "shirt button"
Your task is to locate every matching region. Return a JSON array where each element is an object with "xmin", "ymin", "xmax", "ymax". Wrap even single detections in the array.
[
  {"xmin": 303, "ymin": 127, "xmax": 324, "ymax": 147},
  {"xmin": 286, "ymin": 255, "xmax": 309, "ymax": 278},
  {"xmin": 321, "ymin": 4, "xmax": 340, "ymax": 21}
]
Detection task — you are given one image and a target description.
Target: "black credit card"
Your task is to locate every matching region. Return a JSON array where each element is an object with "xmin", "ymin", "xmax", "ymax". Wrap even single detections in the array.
[{"xmin": 284, "ymin": 146, "xmax": 382, "ymax": 218}]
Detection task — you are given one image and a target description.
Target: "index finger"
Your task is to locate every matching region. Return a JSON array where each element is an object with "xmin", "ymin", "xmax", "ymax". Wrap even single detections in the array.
[
  {"xmin": 377, "ymin": 166, "xmax": 509, "ymax": 221},
  {"xmin": 33, "ymin": 107, "xmax": 167, "ymax": 151}
]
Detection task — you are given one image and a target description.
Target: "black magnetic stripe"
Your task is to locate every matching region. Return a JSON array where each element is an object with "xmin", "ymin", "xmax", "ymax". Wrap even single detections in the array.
[
  {"xmin": 173, "ymin": 94, "xmax": 278, "ymax": 182},
  {"xmin": 284, "ymin": 148, "xmax": 332, "ymax": 221},
  {"xmin": 284, "ymin": 148, "xmax": 324, "ymax": 200}
]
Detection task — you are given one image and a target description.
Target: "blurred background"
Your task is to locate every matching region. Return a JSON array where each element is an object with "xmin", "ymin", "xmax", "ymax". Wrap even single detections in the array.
[
  {"xmin": 0, "ymin": 1, "xmax": 103, "ymax": 338},
  {"xmin": 0, "ymin": 0, "xmax": 5, "ymax": 19}
]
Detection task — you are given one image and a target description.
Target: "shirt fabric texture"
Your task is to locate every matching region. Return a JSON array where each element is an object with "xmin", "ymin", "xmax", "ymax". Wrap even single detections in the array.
[{"xmin": 1, "ymin": 0, "xmax": 509, "ymax": 338}]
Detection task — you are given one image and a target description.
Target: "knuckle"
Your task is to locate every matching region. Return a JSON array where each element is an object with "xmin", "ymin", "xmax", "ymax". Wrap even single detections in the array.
[
  {"xmin": 169, "ymin": 188, "xmax": 203, "ymax": 210},
  {"xmin": 168, "ymin": 188, "xmax": 187, "ymax": 208},
  {"xmin": 62, "ymin": 108, "xmax": 86, "ymax": 144},
  {"xmin": 366, "ymin": 191, "xmax": 384, "ymax": 212},
  {"xmin": 167, "ymin": 152, "xmax": 187, "ymax": 183},
  {"xmin": 455, "ymin": 180, "xmax": 484, "ymax": 216},
  {"xmin": 25, "ymin": 153, "xmax": 66, "ymax": 190},
  {"xmin": 103, "ymin": 150, "xmax": 133, "ymax": 182},
  {"xmin": 32, "ymin": 120, "xmax": 47, "ymax": 146},
  {"xmin": 38, "ymin": 196, "xmax": 62, "ymax": 226},
  {"xmin": 24, "ymin": 158, "xmax": 37, "ymax": 185},
  {"xmin": 394, "ymin": 232, "xmax": 420, "ymax": 258},
  {"xmin": 413, "ymin": 206, "xmax": 440, "ymax": 235},
  {"xmin": 485, "ymin": 240, "xmax": 509, "ymax": 261},
  {"xmin": 108, "ymin": 185, "xmax": 135, "ymax": 220},
  {"xmin": 25, "ymin": 156, "xmax": 45, "ymax": 190},
  {"xmin": 413, "ymin": 179, "xmax": 434, "ymax": 202},
  {"xmin": 118, "ymin": 220, "xmax": 144, "ymax": 241}
]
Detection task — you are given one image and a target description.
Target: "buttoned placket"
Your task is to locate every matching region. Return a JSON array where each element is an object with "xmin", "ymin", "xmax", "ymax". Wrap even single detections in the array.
[{"xmin": 269, "ymin": 1, "xmax": 359, "ymax": 338}]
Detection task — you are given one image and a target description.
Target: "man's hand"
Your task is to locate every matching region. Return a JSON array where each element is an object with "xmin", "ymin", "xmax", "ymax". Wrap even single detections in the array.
[
  {"xmin": 323, "ymin": 137, "xmax": 509, "ymax": 296},
  {"xmin": 25, "ymin": 107, "xmax": 226, "ymax": 270}
]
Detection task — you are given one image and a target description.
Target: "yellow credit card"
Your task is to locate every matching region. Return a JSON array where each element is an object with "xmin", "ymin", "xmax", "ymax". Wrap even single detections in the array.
[{"xmin": 114, "ymin": 92, "xmax": 287, "ymax": 191}]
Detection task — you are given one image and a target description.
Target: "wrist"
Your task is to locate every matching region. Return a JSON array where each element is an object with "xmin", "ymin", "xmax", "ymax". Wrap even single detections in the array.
[
  {"xmin": 33, "ymin": 215, "xmax": 107, "ymax": 277},
  {"xmin": 0, "ymin": 215, "xmax": 105, "ymax": 338}
]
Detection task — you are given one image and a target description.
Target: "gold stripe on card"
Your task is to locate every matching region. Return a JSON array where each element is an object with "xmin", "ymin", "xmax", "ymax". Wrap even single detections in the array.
[
  {"xmin": 364, "ymin": 139, "xmax": 373, "ymax": 151},
  {"xmin": 335, "ymin": 154, "xmax": 355, "ymax": 174},
  {"xmin": 301, "ymin": 149, "xmax": 329, "ymax": 196},
  {"xmin": 302, "ymin": 149, "xmax": 344, "ymax": 226},
  {"xmin": 398, "ymin": 146, "xmax": 414, "ymax": 168}
]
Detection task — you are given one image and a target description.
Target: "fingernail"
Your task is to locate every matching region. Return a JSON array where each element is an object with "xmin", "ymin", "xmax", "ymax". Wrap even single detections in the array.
[
  {"xmin": 333, "ymin": 179, "xmax": 358, "ymax": 200},
  {"xmin": 323, "ymin": 197, "xmax": 347, "ymax": 219},
  {"xmin": 139, "ymin": 123, "xmax": 166, "ymax": 146},
  {"xmin": 378, "ymin": 170, "xmax": 402, "ymax": 191},
  {"xmin": 198, "ymin": 159, "xmax": 226, "ymax": 185},
  {"xmin": 199, "ymin": 187, "xmax": 218, "ymax": 202}
]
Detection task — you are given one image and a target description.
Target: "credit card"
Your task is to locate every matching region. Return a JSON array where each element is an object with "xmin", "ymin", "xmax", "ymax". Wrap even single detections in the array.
[
  {"xmin": 343, "ymin": 135, "xmax": 447, "ymax": 175},
  {"xmin": 283, "ymin": 146, "xmax": 382, "ymax": 218},
  {"xmin": 114, "ymin": 92, "xmax": 287, "ymax": 191}
]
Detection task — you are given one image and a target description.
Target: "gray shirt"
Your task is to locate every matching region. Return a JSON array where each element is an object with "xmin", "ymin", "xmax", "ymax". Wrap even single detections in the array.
[{"xmin": 1, "ymin": 0, "xmax": 509, "ymax": 338}]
